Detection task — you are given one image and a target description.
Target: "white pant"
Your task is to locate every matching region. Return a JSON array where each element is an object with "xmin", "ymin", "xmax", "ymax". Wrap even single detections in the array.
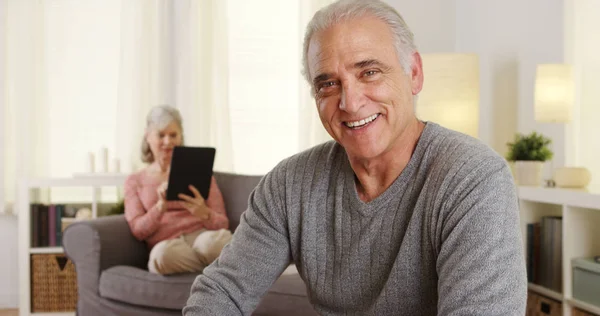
[{"xmin": 148, "ymin": 229, "xmax": 232, "ymax": 275}]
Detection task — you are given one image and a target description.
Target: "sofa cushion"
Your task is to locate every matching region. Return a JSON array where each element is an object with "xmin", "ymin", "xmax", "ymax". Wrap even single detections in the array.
[
  {"xmin": 99, "ymin": 265, "xmax": 196, "ymax": 310},
  {"xmin": 213, "ymin": 172, "xmax": 263, "ymax": 231},
  {"xmin": 99, "ymin": 264, "xmax": 311, "ymax": 312}
]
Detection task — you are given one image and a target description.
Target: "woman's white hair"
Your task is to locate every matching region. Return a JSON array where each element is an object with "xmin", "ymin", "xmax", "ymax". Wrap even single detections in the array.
[
  {"xmin": 141, "ymin": 105, "xmax": 184, "ymax": 163},
  {"xmin": 301, "ymin": 0, "xmax": 417, "ymax": 92}
]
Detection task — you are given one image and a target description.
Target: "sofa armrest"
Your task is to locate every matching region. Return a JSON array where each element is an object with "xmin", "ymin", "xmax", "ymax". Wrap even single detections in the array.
[
  {"xmin": 63, "ymin": 214, "xmax": 148, "ymax": 280},
  {"xmin": 63, "ymin": 215, "xmax": 149, "ymax": 312}
]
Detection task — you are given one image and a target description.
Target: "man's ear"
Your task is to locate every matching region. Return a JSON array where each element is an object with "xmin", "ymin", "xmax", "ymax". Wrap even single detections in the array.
[{"xmin": 411, "ymin": 51, "xmax": 424, "ymax": 95}]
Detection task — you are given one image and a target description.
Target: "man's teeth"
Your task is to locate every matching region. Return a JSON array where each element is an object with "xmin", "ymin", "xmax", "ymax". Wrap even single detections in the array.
[{"xmin": 345, "ymin": 114, "xmax": 379, "ymax": 128}]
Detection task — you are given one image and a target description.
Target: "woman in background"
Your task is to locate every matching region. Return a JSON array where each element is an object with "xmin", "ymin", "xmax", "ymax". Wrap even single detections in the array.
[{"xmin": 124, "ymin": 105, "xmax": 232, "ymax": 275}]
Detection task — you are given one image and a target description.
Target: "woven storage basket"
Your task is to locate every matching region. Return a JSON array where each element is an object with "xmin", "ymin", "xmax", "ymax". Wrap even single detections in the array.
[
  {"xmin": 572, "ymin": 308, "xmax": 598, "ymax": 316},
  {"xmin": 31, "ymin": 254, "xmax": 77, "ymax": 312},
  {"xmin": 526, "ymin": 291, "xmax": 562, "ymax": 316}
]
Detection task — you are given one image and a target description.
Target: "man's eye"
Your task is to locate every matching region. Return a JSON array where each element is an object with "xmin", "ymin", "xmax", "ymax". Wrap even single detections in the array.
[
  {"xmin": 320, "ymin": 81, "xmax": 335, "ymax": 88},
  {"xmin": 364, "ymin": 70, "xmax": 379, "ymax": 76}
]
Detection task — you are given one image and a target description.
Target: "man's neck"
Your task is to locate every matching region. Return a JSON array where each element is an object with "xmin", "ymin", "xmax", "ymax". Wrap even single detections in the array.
[{"xmin": 349, "ymin": 120, "xmax": 425, "ymax": 202}]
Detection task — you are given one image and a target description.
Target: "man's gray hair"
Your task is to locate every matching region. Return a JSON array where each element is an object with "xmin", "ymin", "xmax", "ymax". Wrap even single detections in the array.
[
  {"xmin": 141, "ymin": 105, "xmax": 184, "ymax": 163},
  {"xmin": 301, "ymin": 0, "xmax": 417, "ymax": 90}
]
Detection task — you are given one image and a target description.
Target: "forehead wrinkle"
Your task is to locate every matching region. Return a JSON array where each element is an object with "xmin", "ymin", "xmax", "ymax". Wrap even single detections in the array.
[
  {"xmin": 311, "ymin": 50, "xmax": 336, "ymax": 82},
  {"xmin": 309, "ymin": 31, "xmax": 388, "ymax": 83}
]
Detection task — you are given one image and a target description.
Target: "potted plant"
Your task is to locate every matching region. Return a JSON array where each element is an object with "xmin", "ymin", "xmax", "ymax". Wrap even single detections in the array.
[{"xmin": 506, "ymin": 132, "xmax": 553, "ymax": 186}]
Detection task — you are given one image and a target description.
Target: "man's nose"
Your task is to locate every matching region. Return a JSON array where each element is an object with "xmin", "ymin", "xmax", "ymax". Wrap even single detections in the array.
[{"xmin": 339, "ymin": 81, "xmax": 366, "ymax": 114}]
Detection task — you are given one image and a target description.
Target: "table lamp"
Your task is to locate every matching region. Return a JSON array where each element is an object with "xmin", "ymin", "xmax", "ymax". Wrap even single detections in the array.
[
  {"xmin": 417, "ymin": 53, "xmax": 480, "ymax": 138},
  {"xmin": 534, "ymin": 64, "xmax": 574, "ymax": 123},
  {"xmin": 534, "ymin": 64, "xmax": 590, "ymax": 188}
]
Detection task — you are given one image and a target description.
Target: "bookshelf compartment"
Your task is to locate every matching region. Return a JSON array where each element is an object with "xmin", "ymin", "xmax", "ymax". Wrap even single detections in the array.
[
  {"xmin": 519, "ymin": 200, "xmax": 562, "ymax": 223},
  {"xmin": 527, "ymin": 290, "xmax": 563, "ymax": 316},
  {"xmin": 564, "ymin": 207, "xmax": 600, "ymax": 261},
  {"xmin": 572, "ymin": 258, "xmax": 600, "ymax": 309},
  {"xmin": 29, "ymin": 204, "xmax": 82, "ymax": 249},
  {"xmin": 521, "ymin": 201, "xmax": 563, "ymax": 293},
  {"xmin": 519, "ymin": 201, "xmax": 562, "ymax": 254},
  {"xmin": 570, "ymin": 298, "xmax": 600, "ymax": 316},
  {"xmin": 18, "ymin": 175, "xmax": 127, "ymax": 316},
  {"xmin": 30, "ymin": 253, "xmax": 77, "ymax": 313}
]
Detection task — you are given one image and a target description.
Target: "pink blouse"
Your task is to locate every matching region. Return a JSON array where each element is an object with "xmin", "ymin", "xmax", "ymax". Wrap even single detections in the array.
[{"xmin": 124, "ymin": 169, "xmax": 229, "ymax": 249}]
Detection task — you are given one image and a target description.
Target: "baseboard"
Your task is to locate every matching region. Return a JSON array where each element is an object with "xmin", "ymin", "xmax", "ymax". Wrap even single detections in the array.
[{"xmin": 0, "ymin": 293, "xmax": 18, "ymax": 309}]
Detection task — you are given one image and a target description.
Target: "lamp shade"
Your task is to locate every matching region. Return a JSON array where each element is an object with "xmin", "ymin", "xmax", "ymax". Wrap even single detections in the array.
[
  {"xmin": 534, "ymin": 64, "xmax": 574, "ymax": 123},
  {"xmin": 417, "ymin": 53, "xmax": 480, "ymax": 138}
]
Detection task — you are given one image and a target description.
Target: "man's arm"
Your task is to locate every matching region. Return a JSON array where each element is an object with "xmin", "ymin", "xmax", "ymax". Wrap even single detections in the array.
[
  {"xmin": 184, "ymin": 164, "xmax": 292, "ymax": 316},
  {"xmin": 436, "ymin": 160, "xmax": 527, "ymax": 315}
]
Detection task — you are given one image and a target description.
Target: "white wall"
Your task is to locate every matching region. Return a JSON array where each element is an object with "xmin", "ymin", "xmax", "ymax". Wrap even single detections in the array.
[
  {"xmin": 0, "ymin": 0, "xmax": 18, "ymax": 308},
  {"xmin": 392, "ymin": 0, "xmax": 567, "ymax": 181},
  {"xmin": 385, "ymin": 0, "xmax": 456, "ymax": 54},
  {"xmin": 454, "ymin": 0, "xmax": 523, "ymax": 155},
  {"xmin": 0, "ymin": 215, "xmax": 18, "ymax": 308},
  {"xmin": 572, "ymin": 0, "xmax": 600, "ymax": 187},
  {"xmin": 456, "ymin": 0, "xmax": 566, "ymax": 177}
]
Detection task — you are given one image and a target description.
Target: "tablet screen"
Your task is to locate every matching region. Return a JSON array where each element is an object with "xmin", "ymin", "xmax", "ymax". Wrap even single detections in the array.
[{"xmin": 166, "ymin": 146, "xmax": 216, "ymax": 201}]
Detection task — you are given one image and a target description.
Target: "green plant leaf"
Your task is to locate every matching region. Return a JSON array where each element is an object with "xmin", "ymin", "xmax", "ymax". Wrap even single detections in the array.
[{"xmin": 506, "ymin": 132, "xmax": 553, "ymax": 161}]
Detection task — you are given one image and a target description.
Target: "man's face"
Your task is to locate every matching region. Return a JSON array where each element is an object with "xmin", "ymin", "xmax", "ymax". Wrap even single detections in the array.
[{"xmin": 307, "ymin": 15, "xmax": 423, "ymax": 160}]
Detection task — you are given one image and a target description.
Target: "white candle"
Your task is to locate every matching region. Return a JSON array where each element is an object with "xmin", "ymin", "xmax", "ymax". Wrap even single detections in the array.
[
  {"xmin": 112, "ymin": 158, "xmax": 121, "ymax": 173},
  {"xmin": 98, "ymin": 147, "xmax": 108, "ymax": 173},
  {"xmin": 86, "ymin": 152, "xmax": 95, "ymax": 173}
]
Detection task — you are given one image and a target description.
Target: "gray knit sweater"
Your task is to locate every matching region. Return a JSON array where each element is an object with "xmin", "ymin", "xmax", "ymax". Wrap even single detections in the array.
[{"xmin": 184, "ymin": 122, "xmax": 527, "ymax": 315}]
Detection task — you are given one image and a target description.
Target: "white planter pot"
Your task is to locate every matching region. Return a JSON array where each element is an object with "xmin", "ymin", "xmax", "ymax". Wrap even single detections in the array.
[{"xmin": 515, "ymin": 161, "xmax": 544, "ymax": 186}]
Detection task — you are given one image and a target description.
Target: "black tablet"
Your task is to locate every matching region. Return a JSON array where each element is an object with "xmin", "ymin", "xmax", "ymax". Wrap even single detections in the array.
[{"xmin": 166, "ymin": 146, "xmax": 216, "ymax": 201}]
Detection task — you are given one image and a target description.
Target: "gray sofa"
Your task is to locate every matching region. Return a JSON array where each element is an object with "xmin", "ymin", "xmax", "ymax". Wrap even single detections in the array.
[{"xmin": 63, "ymin": 172, "xmax": 317, "ymax": 316}]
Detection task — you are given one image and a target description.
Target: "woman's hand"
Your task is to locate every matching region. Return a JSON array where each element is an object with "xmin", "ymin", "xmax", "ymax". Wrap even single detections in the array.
[
  {"xmin": 178, "ymin": 185, "xmax": 211, "ymax": 221},
  {"xmin": 155, "ymin": 181, "xmax": 168, "ymax": 213}
]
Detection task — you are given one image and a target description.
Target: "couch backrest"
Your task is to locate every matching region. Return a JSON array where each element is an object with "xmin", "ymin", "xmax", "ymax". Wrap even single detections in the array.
[{"xmin": 213, "ymin": 172, "xmax": 263, "ymax": 232}]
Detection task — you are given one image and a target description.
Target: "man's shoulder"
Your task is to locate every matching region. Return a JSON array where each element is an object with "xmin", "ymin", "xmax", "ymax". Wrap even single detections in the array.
[
  {"xmin": 421, "ymin": 124, "xmax": 516, "ymax": 211},
  {"xmin": 425, "ymin": 123, "xmax": 507, "ymax": 172},
  {"xmin": 421, "ymin": 124, "xmax": 511, "ymax": 191},
  {"xmin": 275, "ymin": 140, "xmax": 343, "ymax": 172}
]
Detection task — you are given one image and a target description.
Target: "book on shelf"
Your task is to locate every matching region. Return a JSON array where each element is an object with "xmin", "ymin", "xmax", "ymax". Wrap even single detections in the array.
[
  {"xmin": 527, "ymin": 216, "xmax": 562, "ymax": 293},
  {"xmin": 30, "ymin": 204, "xmax": 76, "ymax": 248}
]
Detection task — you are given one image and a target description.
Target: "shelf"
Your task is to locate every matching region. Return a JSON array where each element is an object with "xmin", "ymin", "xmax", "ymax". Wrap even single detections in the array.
[
  {"xmin": 567, "ymin": 298, "xmax": 600, "ymax": 315},
  {"xmin": 528, "ymin": 283, "xmax": 564, "ymax": 301},
  {"xmin": 26, "ymin": 175, "xmax": 127, "ymax": 188},
  {"xmin": 19, "ymin": 176, "xmax": 127, "ymax": 316},
  {"xmin": 518, "ymin": 186, "xmax": 600, "ymax": 210},
  {"xmin": 30, "ymin": 247, "xmax": 64, "ymax": 254}
]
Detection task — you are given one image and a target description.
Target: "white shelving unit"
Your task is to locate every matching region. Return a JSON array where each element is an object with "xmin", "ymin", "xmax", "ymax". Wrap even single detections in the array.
[
  {"xmin": 17, "ymin": 175, "xmax": 127, "ymax": 316},
  {"xmin": 519, "ymin": 186, "xmax": 600, "ymax": 316}
]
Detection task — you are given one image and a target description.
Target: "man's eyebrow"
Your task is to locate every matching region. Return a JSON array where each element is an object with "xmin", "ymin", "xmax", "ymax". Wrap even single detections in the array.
[
  {"xmin": 312, "ymin": 59, "xmax": 387, "ymax": 85},
  {"xmin": 313, "ymin": 73, "xmax": 333, "ymax": 86},
  {"xmin": 354, "ymin": 59, "xmax": 385, "ymax": 69}
]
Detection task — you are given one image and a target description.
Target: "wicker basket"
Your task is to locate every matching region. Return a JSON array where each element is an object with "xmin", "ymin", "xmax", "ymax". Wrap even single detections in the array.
[
  {"xmin": 31, "ymin": 254, "xmax": 77, "ymax": 312},
  {"xmin": 572, "ymin": 308, "xmax": 598, "ymax": 316},
  {"xmin": 526, "ymin": 291, "xmax": 562, "ymax": 316}
]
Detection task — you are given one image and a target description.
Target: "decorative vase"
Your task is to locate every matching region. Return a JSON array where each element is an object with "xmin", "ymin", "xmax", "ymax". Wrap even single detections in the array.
[
  {"xmin": 553, "ymin": 167, "xmax": 591, "ymax": 188},
  {"xmin": 515, "ymin": 161, "xmax": 544, "ymax": 186}
]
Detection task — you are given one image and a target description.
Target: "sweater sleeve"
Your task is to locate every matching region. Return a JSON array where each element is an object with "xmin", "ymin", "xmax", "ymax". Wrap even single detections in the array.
[
  {"xmin": 436, "ymin": 159, "xmax": 527, "ymax": 315},
  {"xmin": 124, "ymin": 174, "xmax": 164, "ymax": 241},
  {"xmin": 184, "ymin": 164, "xmax": 291, "ymax": 316}
]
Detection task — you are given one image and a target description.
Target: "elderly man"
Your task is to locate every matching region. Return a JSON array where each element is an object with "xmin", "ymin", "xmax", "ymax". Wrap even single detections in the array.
[{"xmin": 184, "ymin": 0, "xmax": 527, "ymax": 315}]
